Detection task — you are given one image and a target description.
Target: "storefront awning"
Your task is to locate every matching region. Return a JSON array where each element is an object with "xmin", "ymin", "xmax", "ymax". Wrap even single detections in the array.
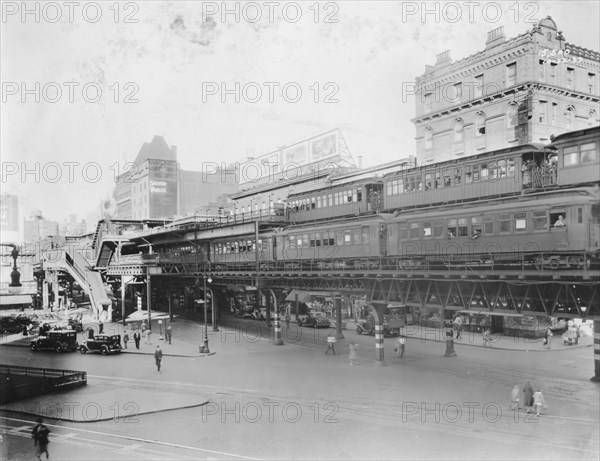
[
  {"xmin": 0, "ymin": 295, "xmax": 33, "ymax": 306},
  {"xmin": 285, "ymin": 290, "xmax": 333, "ymax": 303}
]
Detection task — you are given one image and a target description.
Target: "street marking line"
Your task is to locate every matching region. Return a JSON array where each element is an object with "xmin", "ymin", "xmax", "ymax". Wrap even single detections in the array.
[{"xmin": 2, "ymin": 416, "xmax": 262, "ymax": 460}]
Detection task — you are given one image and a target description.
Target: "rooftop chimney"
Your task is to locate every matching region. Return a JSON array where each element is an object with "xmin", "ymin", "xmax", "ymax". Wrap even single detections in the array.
[
  {"xmin": 357, "ymin": 155, "xmax": 363, "ymax": 169},
  {"xmin": 485, "ymin": 26, "xmax": 506, "ymax": 49},
  {"xmin": 435, "ymin": 50, "xmax": 452, "ymax": 67}
]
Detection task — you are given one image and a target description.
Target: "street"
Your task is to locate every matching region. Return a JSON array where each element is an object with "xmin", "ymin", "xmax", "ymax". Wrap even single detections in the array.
[{"xmin": 1, "ymin": 317, "xmax": 599, "ymax": 460}]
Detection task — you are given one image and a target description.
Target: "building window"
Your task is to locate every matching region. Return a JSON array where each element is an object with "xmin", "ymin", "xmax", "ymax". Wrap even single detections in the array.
[
  {"xmin": 550, "ymin": 62, "xmax": 557, "ymax": 84},
  {"xmin": 563, "ymin": 146, "xmax": 579, "ymax": 166},
  {"xmin": 506, "ymin": 63, "xmax": 517, "ymax": 86},
  {"xmin": 474, "ymin": 74, "xmax": 484, "ymax": 98},
  {"xmin": 506, "ymin": 103, "xmax": 518, "ymax": 128},
  {"xmin": 454, "ymin": 119, "xmax": 464, "ymax": 142},
  {"xmin": 589, "ymin": 110, "xmax": 598, "ymax": 127},
  {"xmin": 565, "ymin": 106, "xmax": 575, "ymax": 129},
  {"xmin": 424, "ymin": 127, "xmax": 433, "ymax": 149},
  {"xmin": 588, "ymin": 73, "xmax": 596, "ymax": 94},
  {"xmin": 581, "ymin": 142, "xmax": 598, "ymax": 164},
  {"xmin": 566, "ymin": 68, "xmax": 574, "ymax": 90},
  {"xmin": 475, "ymin": 112, "xmax": 486, "ymax": 136},
  {"xmin": 538, "ymin": 101, "xmax": 547, "ymax": 124},
  {"xmin": 539, "ymin": 60, "xmax": 546, "ymax": 83},
  {"xmin": 551, "ymin": 103, "xmax": 558, "ymax": 126},
  {"xmin": 424, "ymin": 93, "xmax": 432, "ymax": 113}
]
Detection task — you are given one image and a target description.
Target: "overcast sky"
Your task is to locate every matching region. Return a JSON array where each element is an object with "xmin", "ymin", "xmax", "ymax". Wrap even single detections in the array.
[{"xmin": 2, "ymin": 1, "xmax": 599, "ymax": 223}]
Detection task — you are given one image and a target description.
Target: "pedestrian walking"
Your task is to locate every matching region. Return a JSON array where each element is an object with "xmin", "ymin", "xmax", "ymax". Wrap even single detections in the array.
[
  {"xmin": 133, "ymin": 330, "xmax": 141, "ymax": 349},
  {"xmin": 166, "ymin": 325, "xmax": 172, "ymax": 344},
  {"xmin": 123, "ymin": 331, "xmax": 129, "ymax": 349},
  {"xmin": 543, "ymin": 328, "xmax": 553, "ymax": 349},
  {"xmin": 396, "ymin": 335, "xmax": 406, "ymax": 358},
  {"xmin": 154, "ymin": 345, "xmax": 163, "ymax": 371},
  {"xmin": 532, "ymin": 389, "xmax": 546, "ymax": 416},
  {"xmin": 453, "ymin": 315, "xmax": 463, "ymax": 340},
  {"xmin": 348, "ymin": 341, "xmax": 359, "ymax": 365},
  {"xmin": 98, "ymin": 321, "xmax": 104, "ymax": 335},
  {"xmin": 285, "ymin": 312, "xmax": 291, "ymax": 328},
  {"xmin": 510, "ymin": 384, "xmax": 520, "ymax": 410},
  {"xmin": 31, "ymin": 418, "xmax": 50, "ymax": 461},
  {"xmin": 325, "ymin": 335, "xmax": 337, "ymax": 355},
  {"xmin": 523, "ymin": 381, "xmax": 534, "ymax": 413},
  {"xmin": 483, "ymin": 328, "xmax": 491, "ymax": 347}
]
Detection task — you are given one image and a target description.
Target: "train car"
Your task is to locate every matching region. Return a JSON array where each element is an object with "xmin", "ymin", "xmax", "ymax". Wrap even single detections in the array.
[
  {"xmin": 387, "ymin": 186, "xmax": 600, "ymax": 271},
  {"xmin": 210, "ymin": 231, "xmax": 277, "ymax": 270},
  {"xmin": 382, "ymin": 143, "xmax": 554, "ymax": 212},
  {"xmin": 547, "ymin": 125, "xmax": 600, "ymax": 187},
  {"xmin": 275, "ymin": 214, "xmax": 391, "ymax": 270},
  {"xmin": 287, "ymin": 177, "xmax": 384, "ymax": 223}
]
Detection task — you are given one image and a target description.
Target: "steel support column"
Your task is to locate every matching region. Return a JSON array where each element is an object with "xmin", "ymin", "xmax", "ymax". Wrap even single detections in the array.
[
  {"xmin": 593, "ymin": 320, "xmax": 600, "ymax": 382},
  {"xmin": 270, "ymin": 289, "xmax": 283, "ymax": 346},
  {"xmin": 371, "ymin": 302, "xmax": 387, "ymax": 366},
  {"xmin": 334, "ymin": 294, "xmax": 344, "ymax": 340}
]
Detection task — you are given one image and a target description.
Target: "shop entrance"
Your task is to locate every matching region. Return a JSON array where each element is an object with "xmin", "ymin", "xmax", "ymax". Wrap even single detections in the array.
[{"xmin": 491, "ymin": 315, "xmax": 504, "ymax": 334}]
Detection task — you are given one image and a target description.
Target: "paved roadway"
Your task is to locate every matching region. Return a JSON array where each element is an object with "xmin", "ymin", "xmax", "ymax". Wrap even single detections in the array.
[{"xmin": 1, "ymin": 316, "xmax": 599, "ymax": 460}]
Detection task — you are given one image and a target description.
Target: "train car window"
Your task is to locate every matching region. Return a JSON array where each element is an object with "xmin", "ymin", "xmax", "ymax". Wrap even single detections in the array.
[
  {"xmin": 322, "ymin": 195, "xmax": 327, "ymax": 207},
  {"xmin": 344, "ymin": 230, "xmax": 352, "ymax": 245},
  {"xmin": 353, "ymin": 229, "xmax": 361, "ymax": 245},
  {"xmin": 592, "ymin": 204, "xmax": 600, "ymax": 224},
  {"xmin": 311, "ymin": 197, "xmax": 316, "ymax": 209},
  {"xmin": 362, "ymin": 227, "xmax": 370, "ymax": 244},
  {"xmin": 533, "ymin": 211, "xmax": 548, "ymax": 231},
  {"xmin": 357, "ymin": 189, "xmax": 362, "ymax": 201},
  {"xmin": 484, "ymin": 216, "xmax": 494, "ymax": 235},
  {"xmin": 578, "ymin": 208, "xmax": 583, "ymax": 223},
  {"xmin": 399, "ymin": 224, "xmax": 408, "ymax": 240},
  {"xmin": 497, "ymin": 160, "xmax": 506, "ymax": 178},
  {"xmin": 435, "ymin": 172, "xmax": 441, "ymax": 188},
  {"xmin": 563, "ymin": 146, "xmax": 579, "ymax": 167},
  {"xmin": 423, "ymin": 222, "xmax": 433, "ymax": 238},
  {"xmin": 447, "ymin": 219, "xmax": 457, "ymax": 238},
  {"xmin": 481, "ymin": 164, "xmax": 489, "ymax": 180},
  {"xmin": 434, "ymin": 221, "xmax": 444, "ymax": 238},
  {"xmin": 386, "ymin": 182, "xmax": 392, "ymax": 196},
  {"xmin": 507, "ymin": 158, "xmax": 515, "ymax": 176},
  {"xmin": 489, "ymin": 161, "xmax": 498, "ymax": 180},
  {"xmin": 471, "ymin": 217, "xmax": 482, "ymax": 237},
  {"xmin": 328, "ymin": 232, "xmax": 335, "ymax": 246},
  {"xmin": 309, "ymin": 234, "xmax": 316, "ymax": 247},
  {"xmin": 473, "ymin": 165, "xmax": 480, "ymax": 182},
  {"xmin": 347, "ymin": 191, "xmax": 353, "ymax": 203},
  {"xmin": 317, "ymin": 196, "xmax": 322, "ymax": 208},
  {"xmin": 581, "ymin": 142, "xmax": 598, "ymax": 163},
  {"xmin": 336, "ymin": 230, "xmax": 344, "ymax": 246},
  {"xmin": 465, "ymin": 166, "xmax": 473, "ymax": 184},
  {"xmin": 315, "ymin": 233, "xmax": 321, "ymax": 247},
  {"xmin": 416, "ymin": 176, "xmax": 423, "ymax": 191},
  {"xmin": 409, "ymin": 223, "xmax": 419, "ymax": 239},
  {"xmin": 302, "ymin": 234, "xmax": 309, "ymax": 247},
  {"xmin": 425, "ymin": 173, "xmax": 432, "ymax": 190},
  {"xmin": 443, "ymin": 169, "xmax": 452, "ymax": 187},
  {"xmin": 454, "ymin": 167, "xmax": 462, "ymax": 184},
  {"xmin": 328, "ymin": 194, "xmax": 333, "ymax": 207},
  {"xmin": 458, "ymin": 218, "xmax": 468, "ymax": 237},
  {"xmin": 390, "ymin": 181, "xmax": 396, "ymax": 195},
  {"xmin": 353, "ymin": 190, "xmax": 358, "ymax": 202},
  {"xmin": 550, "ymin": 212, "xmax": 566, "ymax": 228},
  {"xmin": 499, "ymin": 214, "xmax": 511, "ymax": 233},
  {"xmin": 514, "ymin": 213, "xmax": 527, "ymax": 232},
  {"xmin": 404, "ymin": 179, "xmax": 411, "ymax": 193}
]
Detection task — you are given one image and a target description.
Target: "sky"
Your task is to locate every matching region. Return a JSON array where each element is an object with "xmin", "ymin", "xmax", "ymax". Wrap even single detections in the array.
[{"xmin": 1, "ymin": 0, "xmax": 599, "ymax": 224}]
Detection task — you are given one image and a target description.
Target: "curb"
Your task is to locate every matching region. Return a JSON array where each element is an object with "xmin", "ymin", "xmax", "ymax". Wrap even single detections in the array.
[
  {"xmin": 404, "ymin": 336, "xmax": 593, "ymax": 352},
  {"xmin": 0, "ymin": 399, "xmax": 211, "ymax": 423}
]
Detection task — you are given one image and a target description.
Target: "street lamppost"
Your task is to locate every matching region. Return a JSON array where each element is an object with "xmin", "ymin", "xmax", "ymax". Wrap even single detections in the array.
[{"xmin": 200, "ymin": 260, "xmax": 212, "ymax": 353}]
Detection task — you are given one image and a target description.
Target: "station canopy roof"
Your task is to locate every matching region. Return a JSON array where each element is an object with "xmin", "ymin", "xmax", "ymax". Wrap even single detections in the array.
[{"xmin": 284, "ymin": 290, "xmax": 335, "ymax": 303}]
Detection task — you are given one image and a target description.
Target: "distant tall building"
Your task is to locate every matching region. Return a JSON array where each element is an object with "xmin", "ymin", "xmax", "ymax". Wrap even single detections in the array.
[
  {"xmin": 0, "ymin": 194, "xmax": 20, "ymax": 241},
  {"xmin": 413, "ymin": 17, "xmax": 600, "ymax": 163},
  {"xmin": 113, "ymin": 135, "xmax": 239, "ymax": 220},
  {"xmin": 23, "ymin": 211, "xmax": 59, "ymax": 243}
]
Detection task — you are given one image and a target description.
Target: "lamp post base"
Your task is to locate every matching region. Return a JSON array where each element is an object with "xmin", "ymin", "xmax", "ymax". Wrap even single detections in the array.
[
  {"xmin": 212, "ymin": 326, "xmax": 219, "ymax": 332},
  {"xmin": 200, "ymin": 338, "xmax": 210, "ymax": 354}
]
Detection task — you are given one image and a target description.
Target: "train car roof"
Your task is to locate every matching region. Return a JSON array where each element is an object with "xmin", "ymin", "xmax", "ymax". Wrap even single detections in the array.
[
  {"xmin": 548, "ymin": 126, "xmax": 600, "ymax": 147},
  {"xmin": 382, "ymin": 143, "xmax": 546, "ymax": 180},
  {"xmin": 287, "ymin": 176, "xmax": 383, "ymax": 198}
]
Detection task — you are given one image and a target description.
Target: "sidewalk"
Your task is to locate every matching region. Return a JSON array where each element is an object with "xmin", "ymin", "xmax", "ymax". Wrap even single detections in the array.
[{"xmin": 397, "ymin": 323, "xmax": 594, "ymax": 351}]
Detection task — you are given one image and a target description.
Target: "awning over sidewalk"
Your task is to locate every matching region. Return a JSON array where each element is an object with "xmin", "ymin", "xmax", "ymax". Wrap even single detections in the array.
[
  {"xmin": 0, "ymin": 295, "xmax": 32, "ymax": 306},
  {"xmin": 284, "ymin": 290, "xmax": 332, "ymax": 303}
]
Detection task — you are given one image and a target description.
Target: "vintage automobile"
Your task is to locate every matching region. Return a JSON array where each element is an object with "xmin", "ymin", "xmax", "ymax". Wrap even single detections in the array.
[
  {"xmin": 30, "ymin": 330, "xmax": 78, "ymax": 352},
  {"xmin": 78, "ymin": 335, "xmax": 122, "ymax": 355},
  {"xmin": 298, "ymin": 312, "xmax": 331, "ymax": 328}
]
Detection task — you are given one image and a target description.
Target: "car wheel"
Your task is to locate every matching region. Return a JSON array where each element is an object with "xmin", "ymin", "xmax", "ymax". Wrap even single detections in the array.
[
  {"xmin": 356, "ymin": 327, "xmax": 362, "ymax": 335},
  {"xmin": 30, "ymin": 342, "xmax": 38, "ymax": 351},
  {"xmin": 101, "ymin": 346, "xmax": 109, "ymax": 355},
  {"xmin": 55, "ymin": 343, "xmax": 63, "ymax": 352},
  {"xmin": 79, "ymin": 346, "xmax": 86, "ymax": 354},
  {"xmin": 314, "ymin": 324, "xmax": 318, "ymax": 329}
]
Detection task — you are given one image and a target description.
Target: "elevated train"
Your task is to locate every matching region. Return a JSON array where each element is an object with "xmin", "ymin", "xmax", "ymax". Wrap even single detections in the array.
[{"xmin": 158, "ymin": 127, "xmax": 600, "ymax": 273}]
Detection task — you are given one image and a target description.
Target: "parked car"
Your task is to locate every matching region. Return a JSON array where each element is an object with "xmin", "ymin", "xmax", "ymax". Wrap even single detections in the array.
[
  {"xmin": 79, "ymin": 335, "xmax": 122, "ymax": 355},
  {"xmin": 30, "ymin": 330, "xmax": 78, "ymax": 352},
  {"xmin": 298, "ymin": 313, "xmax": 331, "ymax": 328}
]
